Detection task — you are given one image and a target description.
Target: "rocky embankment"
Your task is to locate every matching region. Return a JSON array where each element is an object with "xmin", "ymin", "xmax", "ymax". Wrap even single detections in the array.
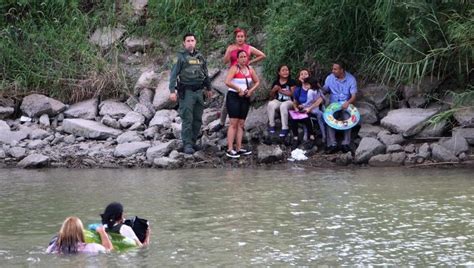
[{"xmin": 0, "ymin": 74, "xmax": 473, "ymax": 169}]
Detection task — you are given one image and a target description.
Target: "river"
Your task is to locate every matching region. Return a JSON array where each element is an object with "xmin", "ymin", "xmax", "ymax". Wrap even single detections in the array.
[{"xmin": 0, "ymin": 167, "xmax": 473, "ymax": 266}]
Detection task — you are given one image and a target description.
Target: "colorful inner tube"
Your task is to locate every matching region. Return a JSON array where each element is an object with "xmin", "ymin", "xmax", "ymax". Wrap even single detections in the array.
[
  {"xmin": 323, "ymin": 102, "xmax": 360, "ymax": 130},
  {"xmin": 85, "ymin": 226, "xmax": 137, "ymax": 251}
]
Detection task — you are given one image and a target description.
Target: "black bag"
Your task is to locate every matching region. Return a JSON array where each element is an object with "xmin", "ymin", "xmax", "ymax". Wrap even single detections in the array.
[{"xmin": 124, "ymin": 216, "xmax": 149, "ymax": 243}]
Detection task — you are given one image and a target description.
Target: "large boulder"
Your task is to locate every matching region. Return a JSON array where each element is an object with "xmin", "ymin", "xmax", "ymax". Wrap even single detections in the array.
[
  {"xmin": 403, "ymin": 77, "xmax": 441, "ymax": 100},
  {"xmin": 64, "ymin": 98, "xmax": 98, "ymax": 120},
  {"xmin": 119, "ymin": 111, "xmax": 145, "ymax": 128},
  {"xmin": 125, "ymin": 37, "xmax": 154, "ymax": 53},
  {"xmin": 357, "ymin": 124, "xmax": 384, "ymax": 138},
  {"xmin": 0, "ymin": 129, "xmax": 29, "ymax": 145},
  {"xmin": 114, "ymin": 141, "xmax": 150, "ymax": 157},
  {"xmin": 29, "ymin": 129, "xmax": 49, "ymax": 140},
  {"xmin": 439, "ymin": 135, "xmax": 469, "ymax": 156},
  {"xmin": 380, "ymin": 108, "xmax": 439, "ymax": 137},
  {"xmin": 62, "ymin": 119, "xmax": 122, "ymax": 139},
  {"xmin": 152, "ymin": 71, "xmax": 175, "ymax": 110},
  {"xmin": 454, "ymin": 107, "xmax": 474, "ymax": 127},
  {"xmin": 368, "ymin": 152, "xmax": 406, "ymax": 167},
  {"xmin": 134, "ymin": 103, "xmax": 155, "ymax": 121},
  {"xmin": 17, "ymin": 154, "xmax": 49, "ymax": 168},
  {"xmin": 0, "ymin": 120, "xmax": 9, "ymax": 131},
  {"xmin": 357, "ymin": 83, "xmax": 390, "ymax": 110},
  {"xmin": 153, "ymin": 157, "xmax": 181, "ymax": 168},
  {"xmin": 202, "ymin": 108, "xmax": 220, "ymax": 126},
  {"xmin": 135, "ymin": 70, "xmax": 159, "ymax": 90},
  {"xmin": 356, "ymin": 101, "xmax": 378, "ymax": 124},
  {"xmin": 20, "ymin": 94, "xmax": 66, "ymax": 117},
  {"xmin": 146, "ymin": 140, "xmax": 178, "ymax": 160},
  {"xmin": 210, "ymin": 68, "xmax": 228, "ymax": 95},
  {"xmin": 431, "ymin": 144, "xmax": 458, "ymax": 162},
  {"xmin": 8, "ymin": 147, "xmax": 26, "ymax": 159},
  {"xmin": 452, "ymin": 128, "xmax": 474, "ymax": 145},
  {"xmin": 99, "ymin": 100, "xmax": 132, "ymax": 119},
  {"xmin": 245, "ymin": 104, "xmax": 268, "ymax": 130},
  {"xmin": 89, "ymin": 26, "xmax": 125, "ymax": 49},
  {"xmin": 355, "ymin": 137, "xmax": 386, "ymax": 164},
  {"xmin": 415, "ymin": 119, "xmax": 448, "ymax": 137},
  {"xmin": 257, "ymin": 144, "xmax": 284, "ymax": 163},
  {"xmin": 149, "ymin": 109, "xmax": 179, "ymax": 128}
]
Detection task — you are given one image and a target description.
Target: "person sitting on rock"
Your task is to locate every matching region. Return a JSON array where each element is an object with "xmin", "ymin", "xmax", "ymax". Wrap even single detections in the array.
[
  {"xmin": 322, "ymin": 61, "xmax": 357, "ymax": 153},
  {"xmin": 267, "ymin": 64, "xmax": 297, "ymax": 138}
]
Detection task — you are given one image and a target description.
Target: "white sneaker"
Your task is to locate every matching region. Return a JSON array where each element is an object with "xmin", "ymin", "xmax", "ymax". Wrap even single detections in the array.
[
  {"xmin": 226, "ymin": 150, "xmax": 240, "ymax": 158},
  {"xmin": 238, "ymin": 148, "xmax": 252, "ymax": 155}
]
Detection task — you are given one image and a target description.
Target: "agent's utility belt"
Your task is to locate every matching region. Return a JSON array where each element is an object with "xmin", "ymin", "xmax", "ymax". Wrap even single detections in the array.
[{"xmin": 178, "ymin": 82, "xmax": 203, "ymax": 92}]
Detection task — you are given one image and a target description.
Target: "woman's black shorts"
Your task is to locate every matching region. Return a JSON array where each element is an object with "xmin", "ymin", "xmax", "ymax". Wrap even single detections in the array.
[{"xmin": 226, "ymin": 91, "xmax": 250, "ymax": 119}]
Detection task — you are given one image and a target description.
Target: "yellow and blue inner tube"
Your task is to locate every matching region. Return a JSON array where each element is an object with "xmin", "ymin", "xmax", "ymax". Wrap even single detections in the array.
[{"xmin": 323, "ymin": 102, "xmax": 360, "ymax": 130}]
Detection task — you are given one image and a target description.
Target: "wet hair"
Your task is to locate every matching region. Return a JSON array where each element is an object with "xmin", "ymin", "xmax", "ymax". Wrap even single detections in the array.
[
  {"xmin": 101, "ymin": 202, "xmax": 124, "ymax": 227},
  {"xmin": 183, "ymin": 32, "xmax": 196, "ymax": 41},
  {"xmin": 276, "ymin": 64, "xmax": 291, "ymax": 81},
  {"xmin": 236, "ymin": 49, "xmax": 247, "ymax": 58},
  {"xmin": 57, "ymin": 217, "xmax": 85, "ymax": 254},
  {"xmin": 234, "ymin": 28, "xmax": 246, "ymax": 37}
]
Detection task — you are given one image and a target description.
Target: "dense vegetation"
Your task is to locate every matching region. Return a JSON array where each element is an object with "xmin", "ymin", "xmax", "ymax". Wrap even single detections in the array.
[{"xmin": 1, "ymin": 0, "xmax": 472, "ymax": 104}]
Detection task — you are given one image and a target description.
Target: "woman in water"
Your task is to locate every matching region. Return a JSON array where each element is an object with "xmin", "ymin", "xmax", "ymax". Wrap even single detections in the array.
[
  {"xmin": 267, "ymin": 64, "xmax": 297, "ymax": 138},
  {"xmin": 101, "ymin": 202, "xmax": 150, "ymax": 247},
  {"xmin": 212, "ymin": 28, "xmax": 266, "ymax": 132},
  {"xmin": 46, "ymin": 216, "xmax": 113, "ymax": 254},
  {"xmin": 224, "ymin": 50, "xmax": 260, "ymax": 158}
]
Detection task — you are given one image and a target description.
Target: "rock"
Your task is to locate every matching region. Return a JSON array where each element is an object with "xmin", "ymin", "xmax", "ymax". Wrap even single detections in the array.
[
  {"xmin": 387, "ymin": 144, "xmax": 404, "ymax": 153},
  {"xmin": 459, "ymin": 152, "xmax": 467, "ymax": 161},
  {"xmin": 152, "ymin": 71, "xmax": 175, "ymax": 110},
  {"xmin": 144, "ymin": 126, "xmax": 158, "ymax": 139},
  {"xmin": 139, "ymin": 88, "xmax": 154, "ymax": 104},
  {"xmin": 130, "ymin": 0, "xmax": 148, "ymax": 18},
  {"xmin": 62, "ymin": 119, "xmax": 122, "ymax": 140},
  {"xmin": 63, "ymin": 135, "xmax": 76, "ymax": 144},
  {"xmin": 149, "ymin": 109, "xmax": 178, "ymax": 128},
  {"xmin": 125, "ymin": 37, "xmax": 154, "ymax": 53},
  {"xmin": 29, "ymin": 129, "xmax": 49, "ymax": 140},
  {"xmin": 89, "ymin": 26, "xmax": 126, "ymax": 49},
  {"xmin": 99, "ymin": 100, "xmax": 132, "ymax": 119},
  {"xmin": 355, "ymin": 137, "xmax": 386, "ymax": 164},
  {"xmin": 114, "ymin": 141, "xmax": 150, "ymax": 157},
  {"xmin": 202, "ymin": 108, "xmax": 219, "ymax": 126},
  {"xmin": 245, "ymin": 104, "xmax": 268, "ymax": 130},
  {"xmin": 27, "ymin": 140, "xmax": 46, "ymax": 149},
  {"xmin": 0, "ymin": 106, "xmax": 15, "ymax": 119},
  {"xmin": 454, "ymin": 107, "xmax": 474, "ymax": 127},
  {"xmin": 257, "ymin": 144, "xmax": 284, "ymax": 163},
  {"xmin": 135, "ymin": 70, "xmax": 159, "ymax": 90},
  {"xmin": 358, "ymin": 84, "xmax": 390, "ymax": 110},
  {"xmin": 0, "ymin": 129, "xmax": 29, "ymax": 145},
  {"xmin": 0, "ymin": 149, "xmax": 5, "ymax": 159},
  {"xmin": 431, "ymin": 144, "xmax": 458, "ymax": 162},
  {"xmin": 380, "ymin": 108, "xmax": 439, "ymax": 137},
  {"xmin": 403, "ymin": 77, "xmax": 441, "ymax": 99},
  {"xmin": 101, "ymin": 115, "xmax": 121, "ymax": 129},
  {"xmin": 134, "ymin": 103, "xmax": 155, "ymax": 121},
  {"xmin": 171, "ymin": 123, "xmax": 182, "ymax": 139},
  {"xmin": 20, "ymin": 94, "xmax": 66, "ymax": 117},
  {"xmin": 377, "ymin": 130, "xmax": 404, "ymax": 146},
  {"xmin": 356, "ymin": 101, "xmax": 378, "ymax": 124},
  {"xmin": 407, "ymin": 96, "xmax": 427, "ymax": 108},
  {"xmin": 8, "ymin": 147, "xmax": 26, "ymax": 159},
  {"xmin": 335, "ymin": 152, "xmax": 353, "ymax": 166},
  {"xmin": 452, "ymin": 127, "xmax": 474, "ymax": 145},
  {"xmin": 368, "ymin": 152, "xmax": 406, "ymax": 167},
  {"xmin": 0, "ymin": 120, "xmax": 10, "ymax": 131},
  {"xmin": 211, "ymin": 68, "xmax": 228, "ymax": 95},
  {"xmin": 439, "ymin": 135, "xmax": 469, "ymax": 156},
  {"xmin": 146, "ymin": 140, "xmax": 177, "ymax": 160},
  {"xmin": 64, "ymin": 98, "xmax": 98, "ymax": 120},
  {"xmin": 119, "ymin": 111, "xmax": 145, "ymax": 128},
  {"xmin": 39, "ymin": 114, "xmax": 50, "ymax": 127},
  {"xmin": 117, "ymin": 131, "xmax": 143, "ymax": 144},
  {"xmin": 416, "ymin": 119, "xmax": 448, "ymax": 137},
  {"xmin": 126, "ymin": 96, "xmax": 139, "ymax": 110},
  {"xmin": 17, "ymin": 154, "xmax": 49, "ymax": 168},
  {"xmin": 417, "ymin": 143, "xmax": 431, "ymax": 159},
  {"xmin": 357, "ymin": 124, "xmax": 384, "ymax": 138},
  {"xmin": 404, "ymin": 144, "xmax": 416, "ymax": 153},
  {"xmin": 153, "ymin": 156, "xmax": 181, "ymax": 168}
]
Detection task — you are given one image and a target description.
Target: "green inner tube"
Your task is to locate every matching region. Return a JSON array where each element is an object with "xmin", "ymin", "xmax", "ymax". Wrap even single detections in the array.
[{"xmin": 83, "ymin": 229, "xmax": 137, "ymax": 251}]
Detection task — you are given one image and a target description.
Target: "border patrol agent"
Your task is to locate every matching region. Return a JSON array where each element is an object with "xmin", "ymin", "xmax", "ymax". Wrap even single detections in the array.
[{"xmin": 169, "ymin": 33, "xmax": 212, "ymax": 154}]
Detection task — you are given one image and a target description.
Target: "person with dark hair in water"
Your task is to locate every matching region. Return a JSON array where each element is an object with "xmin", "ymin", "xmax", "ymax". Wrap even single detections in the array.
[
  {"xmin": 46, "ymin": 216, "xmax": 113, "ymax": 254},
  {"xmin": 101, "ymin": 202, "xmax": 150, "ymax": 247}
]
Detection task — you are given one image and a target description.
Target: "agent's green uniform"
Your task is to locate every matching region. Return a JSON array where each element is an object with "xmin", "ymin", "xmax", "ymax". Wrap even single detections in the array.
[{"xmin": 169, "ymin": 49, "xmax": 211, "ymax": 148}]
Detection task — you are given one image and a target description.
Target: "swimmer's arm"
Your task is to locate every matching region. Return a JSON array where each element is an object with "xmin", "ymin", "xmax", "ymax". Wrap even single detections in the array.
[{"xmin": 96, "ymin": 226, "xmax": 113, "ymax": 251}]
